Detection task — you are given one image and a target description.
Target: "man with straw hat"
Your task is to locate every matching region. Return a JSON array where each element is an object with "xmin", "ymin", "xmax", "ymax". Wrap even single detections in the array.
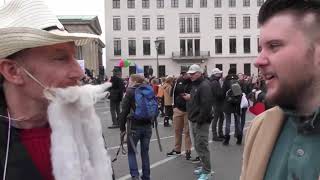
[{"xmin": 0, "ymin": 0, "xmax": 113, "ymax": 180}]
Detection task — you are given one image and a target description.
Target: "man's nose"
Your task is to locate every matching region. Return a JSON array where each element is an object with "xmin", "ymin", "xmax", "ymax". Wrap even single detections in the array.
[
  {"xmin": 69, "ymin": 59, "xmax": 85, "ymax": 80},
  {"xmin": 254, "ymin": 51, "xmax": 269, "ymax": 68}
]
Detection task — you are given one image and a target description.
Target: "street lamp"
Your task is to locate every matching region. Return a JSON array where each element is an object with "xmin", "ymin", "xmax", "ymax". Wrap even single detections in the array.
[{"xmin": 154, "ymin": 38, "xmax": 160, "ymax": 78}]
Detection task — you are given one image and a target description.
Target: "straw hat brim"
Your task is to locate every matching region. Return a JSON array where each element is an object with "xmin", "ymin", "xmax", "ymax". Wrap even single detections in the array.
[{"xmin": 0, "ymin": 27, "xmax": 98, "ymax": 59}]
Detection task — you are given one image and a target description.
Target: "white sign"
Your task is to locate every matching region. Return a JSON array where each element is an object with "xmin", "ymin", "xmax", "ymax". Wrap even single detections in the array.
[{"xmin": 77, "ymin": 60, "xmax": 85, "ymax": 72}]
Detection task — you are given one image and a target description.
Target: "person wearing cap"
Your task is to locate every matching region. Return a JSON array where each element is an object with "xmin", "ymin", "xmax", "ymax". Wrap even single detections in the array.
[
  {"xmin": 167, "ymin": 70, "xmax": 193, "ymax": 160},
  {"xmin": 0, "ymin": 0, "xmax": 112, "ymax": 180},
  {"xmin": 240, "ymin": 1, "xmax": 320, "ymax": 180},
  {"xmin": 209, "ymin": 68, "xmax": 225, "ymax": 141},
  {"xmin": 182, "ymin": 64, "xmax": 213, "ymax": 180}
]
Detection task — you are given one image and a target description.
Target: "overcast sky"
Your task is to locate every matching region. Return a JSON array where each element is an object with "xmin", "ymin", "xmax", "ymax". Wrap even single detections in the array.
[{"xmin": 1, "ymin": 0, "xmax": 105, "ymax": 42}]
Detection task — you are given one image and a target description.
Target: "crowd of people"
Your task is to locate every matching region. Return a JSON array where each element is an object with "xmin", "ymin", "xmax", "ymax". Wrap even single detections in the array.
[{"xmin": 106, "ymin": 64, "xmax": 268, "ymax": 180}]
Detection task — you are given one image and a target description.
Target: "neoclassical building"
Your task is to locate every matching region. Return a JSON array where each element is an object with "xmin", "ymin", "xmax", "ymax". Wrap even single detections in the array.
[{"xmin": 59, "ymin": 15, "xmax": 105, "ymax": 78}]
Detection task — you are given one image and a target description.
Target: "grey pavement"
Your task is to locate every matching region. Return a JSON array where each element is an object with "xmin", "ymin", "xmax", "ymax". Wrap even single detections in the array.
[{"xmin": 95, "ymin": 99, "xmax": 255, "ymax": 180}]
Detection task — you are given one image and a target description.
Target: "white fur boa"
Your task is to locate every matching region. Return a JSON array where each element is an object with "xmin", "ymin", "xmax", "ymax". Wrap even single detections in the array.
[{"xmin": 44, "ymin": 83, "xmax": 113, "ymax": 180}]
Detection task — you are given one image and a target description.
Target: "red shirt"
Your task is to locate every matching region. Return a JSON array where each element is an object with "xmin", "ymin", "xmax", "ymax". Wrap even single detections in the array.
[{"xmin": 20, "ymin": 127, "xmax": 54, "ymax": 180}]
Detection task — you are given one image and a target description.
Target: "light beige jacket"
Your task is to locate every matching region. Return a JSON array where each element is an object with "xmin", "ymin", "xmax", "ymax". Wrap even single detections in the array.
[{"xmin": 240, "ymin": 107, "xmax": 285, "ymax": 180}]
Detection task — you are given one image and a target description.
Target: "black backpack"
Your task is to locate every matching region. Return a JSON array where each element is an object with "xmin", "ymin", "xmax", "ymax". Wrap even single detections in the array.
[{"xmin": 226, "ymin": 79, "xmax": 242, "ymax": 104}]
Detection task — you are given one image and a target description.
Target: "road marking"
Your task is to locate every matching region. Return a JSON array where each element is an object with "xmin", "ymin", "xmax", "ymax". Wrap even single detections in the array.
[{"xmin": 117, "ymin": 127, "xmax": 249, "ymax": 180}]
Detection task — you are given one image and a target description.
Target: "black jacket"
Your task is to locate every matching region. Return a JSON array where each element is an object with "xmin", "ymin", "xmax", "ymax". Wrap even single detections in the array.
[
  {"xmin": 0, "ymin": 86, "xmax": 43, "ymax": 180},
  {"xmin": 109, "ymin": 76, "xmax": 125, "ymax": 102},
  {"xmin": 119, "ymin": 84, "xmax": 152, "ymax": 132},
  {"xmin": 209, "ymin": 75, "xmax": 224, "ymax": 109},
  {"xmin": 172, "ymin": 77, "xmax": 192, "ymax": 112},
  {"xmin": 222, "ymin": 74, "xmax": 241, "ymax": 114},
  {"xmin": 187, "ymin": 77, "xmax": 213, "ymax": 124}
]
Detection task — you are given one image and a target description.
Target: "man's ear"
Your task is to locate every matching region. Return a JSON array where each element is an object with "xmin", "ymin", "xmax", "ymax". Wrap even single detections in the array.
[{"xmin": 0, "ymin": 59, "xmax": 24, "ymax": 84}]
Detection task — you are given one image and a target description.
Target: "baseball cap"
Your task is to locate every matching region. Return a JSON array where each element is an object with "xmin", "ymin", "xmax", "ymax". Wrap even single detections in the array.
[{"xmin": 187, "ymin": 64, "xmax": 202, "ymax": 74}]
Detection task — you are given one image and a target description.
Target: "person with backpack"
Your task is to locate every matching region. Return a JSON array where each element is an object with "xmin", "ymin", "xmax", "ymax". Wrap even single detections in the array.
[
  {"xmin": 222, "ymin": 67, "xmax": 242, "ymax": 145},
  {"xmin": 209, "ymin": 68, "xmax": 225, "ymax": 141},
  {"xmin": 119, "ymin": 74, "xmax": 158, "ymax": 180}
]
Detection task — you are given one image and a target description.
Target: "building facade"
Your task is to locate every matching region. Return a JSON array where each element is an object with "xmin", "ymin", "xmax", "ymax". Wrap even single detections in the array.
[{"xmin": 105, "ymin": 0, "xmax": 264, "ymax": 78}]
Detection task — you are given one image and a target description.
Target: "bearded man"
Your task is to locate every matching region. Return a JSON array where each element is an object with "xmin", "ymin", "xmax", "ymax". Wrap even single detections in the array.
[
  {"xmin": 241, "ymin": 0, "xmax": 320, "ymax": 180},
  {"xmin": 0, "ymin": 0, "xmax": 113, "ymax": 179}
]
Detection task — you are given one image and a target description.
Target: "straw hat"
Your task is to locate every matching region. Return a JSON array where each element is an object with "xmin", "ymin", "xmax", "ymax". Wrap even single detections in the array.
[{"xmin": 0, "ymin": 0, "xmax": 99, "ymax": 59}]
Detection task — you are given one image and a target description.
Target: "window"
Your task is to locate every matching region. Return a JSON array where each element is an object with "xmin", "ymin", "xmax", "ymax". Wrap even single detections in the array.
[
  {"xmin": 229, "ymin": 38, "xmax": 237, "ymax": 53},
  {"xmin": 158, "ymin": 40, "xmax": 165, "ymax": 55},
  {"xmin": 186, "ymin": 0, "xmax": 193, "ymax": 8},
  {"xmin": 187, "ymin": 17, "xmax": 193, "ymax": 33},
  {"xmin": 157, "ymin": 0, "xmax": 164, "ymax": 8},
  {"xmin": 142, "ymin": 0, "xmax": 149, "ymax": 8},
  {"xmin": 194, "ymin": 16, "xmax": 200, "ymax": 33},
  {"xmin": 113, "ymin": 39, "xmax": 121, "ymax": 56},
  {"xmin": 216, "ymin": 64, "xmax": 223, "ymax": 72},
  {"xmin": 214, "ymin": 0, "xmax": 221, "ymax": 7},
  {"xmin": 195, "ymin": 39, "xmax": 200, "ymax": 56},
  {"xmin": 113, "ymin": 17, "xmax": 121, "ymax": 31},
  {"xmin": 257, "ymin": 37, "xmax": 261, "ymax": 52},
  {"xmin": 229, "ymin": 0, "xmax": 236, "ymax": 7},
  {"xmin": 244, "ymin": 38, "xmax": 251, "ymax": 53},
  {"xmin": 159, "ymin": 65, "xmax": 166, "ymax": 77},
  {"xmin": 129, "ymin": 66, "xmax": 136, "ymax": 75},
  {"xmin": 113, "ymin": 0, "xmax": 120, "ymax": 8},
  {"xmin": 243, "ymin": 16, "xmax": 250, "ymax": 29},
  {"xmin": 142, "ymin": 18, "xmax": 150, "ymax": 30},
  {"xmin": 215, "ymin": 16, "xmax": 222, "ymax": 29},
  {"xmin": 215, "ymin": 38, "xmax": 222, "ymax": 54},
  {"xmin": 180, "ymin": 39, "xmax": 186, "ymax": 56},
  {"xmin": 243, "ymin": 0, "xmax": 250, "ymax": 7},
  {"xmin": 157, "ymin": 17, "xmax": 165, "ymax": 30},
  {"xmin": 180, "ymin": 17, "xmax": 185, "ymax": 33},
  {"xmin": 257, "ymin": 0, "xmax": 264, "ymax": 6},
  {"xmin": 187, "ymin": 39, "xmax": 193, "ymax": 56},
  {"xmin": 200, "ymin": 0, "xmax": 207, "ymax": 8},
  {"xmin": 171, "ymin": 0, "xmax": 178, "ymax": 7},
  {"xmin": 128, "ymin": 17, "xmax": 135, "ymax": 31},
  {"xmin": 229, "ymin": 16, "xmax": 236, "ymax": 29},
  {"xmin": 128, "ymin": 0, "xmax": 135, "ymax": 8},
  {"xmin": 143, "ymin": 40, "xmax": 150, "ymax": 55},
  {"xmin": 230, "ymin": 64, "xmax": 237, "ymax": 73},
  {"xmin": 128, "ymin": 40, "xmax": 136, "ymax": 55},
  {"xmin": 244, "ymin": 63, "xmax": 251, "ymax": 76}
]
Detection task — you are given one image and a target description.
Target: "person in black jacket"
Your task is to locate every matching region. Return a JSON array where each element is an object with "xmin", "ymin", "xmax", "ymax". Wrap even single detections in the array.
[
  {"xmin": 182, "ymin": 64, "xmax": 213, "ymax": 180},
  {"xmin": 166, "ymin": 71, "xmax": 193, "ymax": 160},
  {"xmin": 209, "ymin": 68, "xmax": 225, "ymax": 141},
  {"xmin": 118, "ymin": 74, "xmax": 152, "ymax": 180},
  {"xmin": 108, "ymin": 69, "xmax": 125, "ymax": 128},
  {"xmin": 222, "ymin": 67, "xmax": 242, "ymax": 145}
]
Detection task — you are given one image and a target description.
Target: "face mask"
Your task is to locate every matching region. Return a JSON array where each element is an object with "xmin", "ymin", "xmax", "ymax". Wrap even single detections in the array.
[{"xmin": 5, "ymin": 67, "xmax": 114, "ymax": 180}]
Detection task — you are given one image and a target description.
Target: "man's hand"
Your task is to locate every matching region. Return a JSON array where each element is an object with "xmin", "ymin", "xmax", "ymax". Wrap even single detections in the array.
[{"xmin": 182, "ymin": 93, "xmax": 191, "ymax": 101}]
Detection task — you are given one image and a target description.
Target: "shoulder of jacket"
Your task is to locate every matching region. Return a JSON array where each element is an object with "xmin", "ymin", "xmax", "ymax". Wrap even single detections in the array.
[{"xmin": 249, "ymin": 106, "xmax": 283, "ymax": 132}]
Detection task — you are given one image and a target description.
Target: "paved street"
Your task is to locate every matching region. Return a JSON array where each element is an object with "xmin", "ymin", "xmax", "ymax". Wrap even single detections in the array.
[{"xmin": 95, "ymin": 99, "xmax": 255, "ymax": 180}]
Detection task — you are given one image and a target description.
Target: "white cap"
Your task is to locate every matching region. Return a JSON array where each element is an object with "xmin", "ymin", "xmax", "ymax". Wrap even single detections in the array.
[
  {"xmin": 187, "ymin": 64, "xmax": 202, "ymax": 74},
  {"xmin": 211, "ymin": 68, "xmax": 223, "ymax": 75}
]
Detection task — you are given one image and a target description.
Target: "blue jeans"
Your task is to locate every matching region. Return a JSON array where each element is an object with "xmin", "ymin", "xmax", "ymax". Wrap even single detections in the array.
[
  {"xmin": 127, "ymin": 126, "xmax": 152, "ymax": 180},
  {"xmin": 224, "ymin": 113, "xmax": 241, "ymax": 136}
]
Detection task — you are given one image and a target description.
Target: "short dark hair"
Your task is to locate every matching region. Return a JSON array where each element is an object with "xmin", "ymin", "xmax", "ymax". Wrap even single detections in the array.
[{"xmin": 258, "ymin": 0, "xmax": 320, "ymax": 26}]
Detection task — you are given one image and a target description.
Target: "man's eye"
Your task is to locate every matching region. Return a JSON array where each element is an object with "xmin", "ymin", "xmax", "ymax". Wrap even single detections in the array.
[{"xmin": 269, "ymin": 43, "xmax": 281, "ymax": 50}]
